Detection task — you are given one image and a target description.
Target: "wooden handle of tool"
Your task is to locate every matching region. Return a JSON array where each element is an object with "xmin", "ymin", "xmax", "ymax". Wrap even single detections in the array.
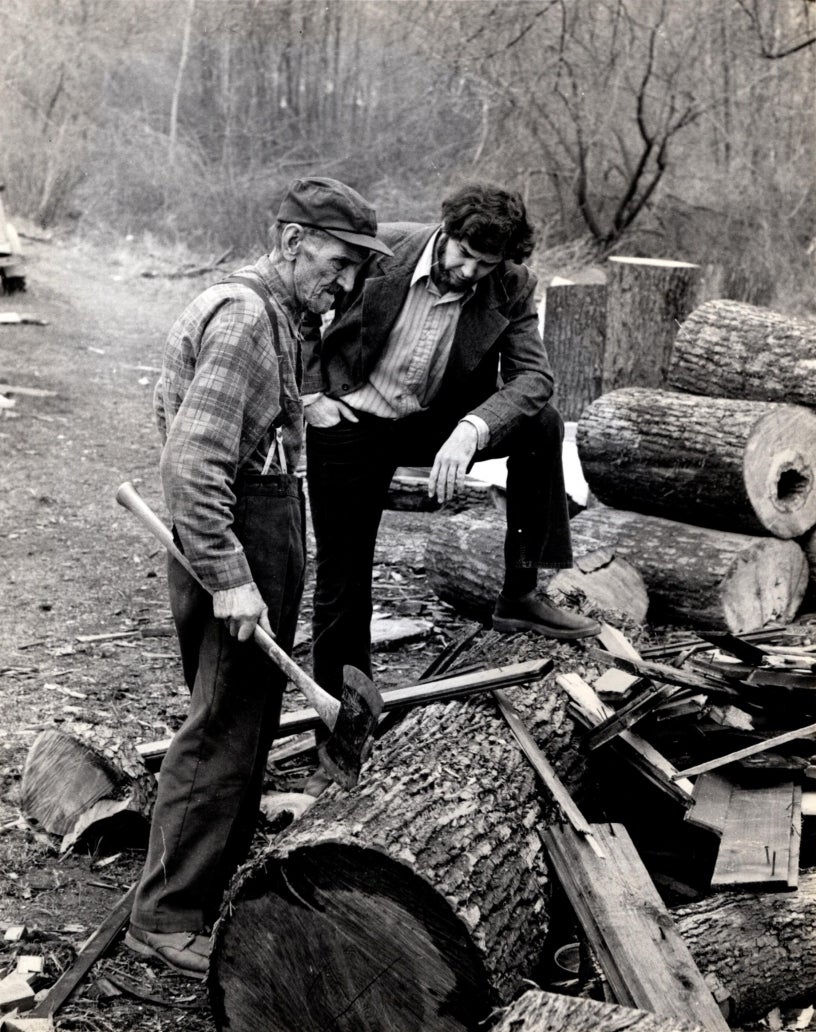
[{"xmin": 115, "ymin": 481, "xmax": 340, "ymax": 730}]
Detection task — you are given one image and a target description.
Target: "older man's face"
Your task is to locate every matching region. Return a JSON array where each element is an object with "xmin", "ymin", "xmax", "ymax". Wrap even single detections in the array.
[{"xmin": 293, "ymin": 232, "xmax": 366, "ymax": 314}]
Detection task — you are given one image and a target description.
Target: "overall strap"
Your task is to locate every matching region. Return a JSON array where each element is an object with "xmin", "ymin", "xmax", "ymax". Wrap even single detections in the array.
[{"xmin": 226, "ymin": 274, "xmax": 282, "ymax": 351}]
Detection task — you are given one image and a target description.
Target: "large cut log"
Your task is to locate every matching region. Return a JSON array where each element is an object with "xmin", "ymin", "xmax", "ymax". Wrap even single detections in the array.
[
  {"xmin": 603, "ymin": 256, "xmax": 702, "ymax": 392},
  {"xmin": 543, "ymin": 282, "xmax": 606, "ymax": 421},
  {"xmin": 577, "ymin": 388, "xmax": 816, "ymax": 537},
  {"xmin": 565, "ymin": 506, "xmax": 808, "ymax": 633},
  {"xmin": 208, "ymin": 633, "xmax": 593, "ymax": 1032},
  {"xmin": 491, "ymin": 989, "xmax": 709, "ymax": 1032},
  {"xmin": 423, "ymin": 508, "xmax": 648, "ymax": 624},
  {"xmin": 672, "ymin": 870, "xmax": 816, "ymax": 1024},
  {"xmin": 668, "ymin": 298, "xmax": 816, "ymax": 404}
]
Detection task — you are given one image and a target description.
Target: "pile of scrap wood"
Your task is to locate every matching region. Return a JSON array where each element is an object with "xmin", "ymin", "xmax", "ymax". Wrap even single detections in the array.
[{"xmin": 13, "ymin": 624, "xmax": 816, "ymax": 1029}]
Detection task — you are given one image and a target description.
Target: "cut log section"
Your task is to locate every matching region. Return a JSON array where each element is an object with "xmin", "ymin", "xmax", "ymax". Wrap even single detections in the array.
[
  {"xmin": 208, "ymin": 634, "xmax": 589, "ymax": 1032},
  {"xmin": 577, "ymin": 388, "xmax": 816, "ymax": 538},
  {"xmin": 424, "ymin": 508, "xmax": 648, "ymax": 624},
  {"xmin": 668, "ymin": 298, "xmax": 816, "ymax": 404},
  {"xmin": 673, "ymin": 870, "xmax": 816, "ymax": 1024},
  {"xmin": 19, "ymin": 728, "xmax": 155, "ymax": 851},
  {"xmin": 542, "ymin": 282, "xmax": 606, "ymax": 421},
  {"xmin": 566, "ymin": 505, "xmax": 808, "ymax": 632},
  {"xmin": 491, "ymin": 989, "xmax": 709, "ymax": 1032},
  {"xmin": 603, "ymin": 256, "xmax": 701, "ymax": 392}
]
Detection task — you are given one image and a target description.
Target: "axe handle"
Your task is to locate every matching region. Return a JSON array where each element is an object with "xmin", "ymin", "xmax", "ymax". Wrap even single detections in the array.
[{"xmin": 116, "ymin": 481, "xmax": 340, "ymax": 730}]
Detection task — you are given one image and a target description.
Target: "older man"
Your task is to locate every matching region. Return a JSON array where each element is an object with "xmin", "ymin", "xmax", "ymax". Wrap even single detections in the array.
[
  {"xmin": 125, "ymin": 177, "xmax": 391, "ymax": 977},
  {"xmin": 302, "ymin": 183, "xmax": 599, "ymax": 792}
]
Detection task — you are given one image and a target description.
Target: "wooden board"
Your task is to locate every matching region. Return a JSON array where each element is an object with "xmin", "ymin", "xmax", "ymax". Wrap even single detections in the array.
[
  {"xmin": 542, "ymin": 823, "xmax": 729, "ymax": 1030},
  {"xmin": 711, "ymin": 782, "xmax": 801, "ymax": 891},
  {"xmin": 684, "ymin": 773, "xmax": 734, "ymax": 836},
  {"xmin": 491, "ymin": 987, "xmax": 709, "ymax": 1032},
  {"xmin": 674, "ymin": 721, "xmax": 816, "ymax": 778},
  {"xmin": 557, "ymin": 672, "xmax": 693, "ymax": 805}
]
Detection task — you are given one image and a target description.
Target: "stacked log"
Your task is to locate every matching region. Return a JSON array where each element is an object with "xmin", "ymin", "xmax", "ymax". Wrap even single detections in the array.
[
  {"xmin": 667, "ymin": 298, "xmax": 816, "ymax": 405},
  {"xmin": 577, "ymin": 388, "xmax": 816, "ymax": 538},
  {"xmin": 424, "ymin": 507, "xmax": 648, "ymax": 625}
]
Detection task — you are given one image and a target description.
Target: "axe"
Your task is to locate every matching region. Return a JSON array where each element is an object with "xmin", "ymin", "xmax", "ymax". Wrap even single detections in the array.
[{"xmin": 116, "ymin": 481, "xmax": 382, "ymax": 789}]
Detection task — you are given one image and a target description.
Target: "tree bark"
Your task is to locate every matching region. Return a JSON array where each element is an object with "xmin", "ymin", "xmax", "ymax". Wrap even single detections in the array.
[
  {"xmin": 577, "ymin": 388, "xmax": 816, "ymax": 538},
  {"xmin": 20, "ymin": 728, "xmax": 155, "ymax": 851},
  {"xmin": 668, "ymin": 298, "xmax": 816, "ymax": 405},
  {"xmin": 603, "ymin": 257, "xmax": 702, "ymax": 392},
  {"xmin": 423, "ymin": 509, "xmax": 648, "ymax": 625},
  {"xmin": 491, "ymin": 988, "xmax": 709, "ymax": 1032},
  {"xmin": 208, "ymin": 633, "xmax": 593, "ymax": 1032},
  {"xmin": 566, "ymin": 505, "xmax": 808, "ymax": 633},
  {"xmin": 672, "ymin": 871, "xmax": 816, "ymax": 1024},
  {"xmin": 543, "ymin": 283, "xmax": 607, "ymax": 422}
]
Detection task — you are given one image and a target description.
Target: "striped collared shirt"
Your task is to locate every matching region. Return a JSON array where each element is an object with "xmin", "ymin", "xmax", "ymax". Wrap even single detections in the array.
[{"xmin": 343, "ymin": 230, "xmax": 472, "ymax": 418}]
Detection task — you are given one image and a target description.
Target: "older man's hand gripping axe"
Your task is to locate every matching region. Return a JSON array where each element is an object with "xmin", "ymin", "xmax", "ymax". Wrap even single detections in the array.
[{"xmin": 115, "ymin": 481, "xmax": 382, "ymax": 789}]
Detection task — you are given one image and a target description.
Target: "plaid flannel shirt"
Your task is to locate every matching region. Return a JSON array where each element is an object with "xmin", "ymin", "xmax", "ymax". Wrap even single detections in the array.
[{"xmin": 154, "ymin": 256, "xmax": 303, "ymax": 592}]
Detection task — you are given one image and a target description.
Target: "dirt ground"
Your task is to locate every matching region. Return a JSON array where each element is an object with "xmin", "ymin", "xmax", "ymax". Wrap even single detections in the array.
[
  {"xmin": 0, "ymin": 236, "xmax": 468, "ymax": 1030},
  {"xmin": 1, "ymin": 236, "xmax": 813, "ymax": 1031}
]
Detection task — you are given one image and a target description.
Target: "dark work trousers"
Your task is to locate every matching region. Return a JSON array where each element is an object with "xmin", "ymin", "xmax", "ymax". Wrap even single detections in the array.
[
  {"xmin": 130, "ymin": 474, "xmax": 305, "ymax": 934},
  {"xmin": 306, "ymin": 404, "xmax": 572, "ymax": 709}
]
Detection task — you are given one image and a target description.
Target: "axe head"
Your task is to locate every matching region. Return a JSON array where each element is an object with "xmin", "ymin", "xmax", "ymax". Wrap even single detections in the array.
[{"xmin": 318, "ymin": 665, "xmax": 383, "ymax": 789}]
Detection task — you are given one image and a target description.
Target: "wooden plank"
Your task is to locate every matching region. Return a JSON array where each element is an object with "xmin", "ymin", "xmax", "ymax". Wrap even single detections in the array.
[
  {"xmin": 588, "ymin": 648, "xmax": 734, "ymax": 697},
  {"xmin": 541, "ymin": 823, "xmax": 729, "ymax": 1030},
  {"xmin": 138, "ymin": 658, "xmax": 553, "ymax": 771},
  {"xmin": 558, "ymin": 672, "xmax": 693, "ymax": 805},
  {"xmin": 493, "ymin": 689, "xmax": 604, "ymax": 857},
  {"xmin": 695, "ymin": 630, "xmax": 769, "ymax": 666},
  {"xmin": 673, "ymin": 721, "xmax": 816, "ymax": 779},
  {"xmin": 28, "ymin": 883, "xmax": 136, "ymax": 1017},
  {"xmin": 684, "ymin": 772, "xmax": 734, "ymax": 836},
  {"xmin": 593, "ymin": 667, "xmax": 641, "ymax": 695},
  {"xmin": 711, "ymin": 782, "xmax": 801, "ymax": 890},
  {"xmin": 491, "ymin": 987, "xmax": 709, "ymax": 1032},
  {"xmin": 586, "ymin": 683, "xmax": 674, "ymax": 750},
  {"xmin": 596, "ymin": 622, "xmax": 643, "ymax": 662}
]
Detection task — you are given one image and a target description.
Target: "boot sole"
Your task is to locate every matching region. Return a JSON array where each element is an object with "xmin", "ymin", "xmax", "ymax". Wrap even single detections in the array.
[
  {"xmin": 124, "ymin": 931, "xmax": 208, "ymax": 979},
  {"xmin": 492, "ymin": 615, "xmax": 600, "ymax": 640}
]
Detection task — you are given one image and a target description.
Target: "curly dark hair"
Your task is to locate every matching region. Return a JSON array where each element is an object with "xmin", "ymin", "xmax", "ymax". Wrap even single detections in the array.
[{"xmin": 440, "ymin": 183, "xmax": 537, "ymax": 262}]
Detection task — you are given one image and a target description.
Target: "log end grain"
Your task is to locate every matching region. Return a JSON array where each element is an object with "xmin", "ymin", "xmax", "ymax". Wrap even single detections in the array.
[
  {"xmin": 744, "ymin": 406, "xmax": 816, "ymax": 538},
  {"xmin": 209, "ymin": 841, "xmax": 493, "ymax": 1032},
  {"xmin": 721, "ymin": 537, "xmax": 809, "ymax": 633}
]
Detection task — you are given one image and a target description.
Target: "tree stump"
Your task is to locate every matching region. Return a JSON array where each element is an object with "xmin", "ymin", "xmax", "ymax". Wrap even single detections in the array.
[
  {"xmin": 577, "ymin": 388, "xmax": 816, "ymax": 538},
  {"xmin": 603, "ymin": 257, "xmax": 701, "ymax": 392},
  {"xmin": 566, "ymin": 505, "xmax": 808, "ymax": 632},
  {"xmin": 668, "ymin": 298, "xmax": 816, "ymax": 405},
  {"xmin": 208, "ymin": 633, "xmax": 592, "ymax": 1032},
  {"xmin": 543, "ymin": 283, "xmax": 606, "ymax": 421},
  {"xmin": 423, "ymin": 508, "xmax": 648, "ymax": 625}
]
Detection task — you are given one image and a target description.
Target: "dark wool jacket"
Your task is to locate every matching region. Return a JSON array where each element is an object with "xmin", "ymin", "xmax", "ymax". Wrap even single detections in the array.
[{"xmin": 302, "ymin": 222, "xmax": 554, "ymax": 444}]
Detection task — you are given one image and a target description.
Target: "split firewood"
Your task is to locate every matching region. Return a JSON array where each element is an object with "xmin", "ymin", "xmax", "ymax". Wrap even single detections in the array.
[
  {"xmin": 577, "ymin": 388, "xmax": 816, "ymax": 538},
  {"xmin": 424, "ymin": 507, "xmax": 648, "ymax": 624},
  {"xmin": 19, "ymin": 728, "xmax": 154, "ymax": 852},
  {"xmin": 668, "ymin": 298, "xmax": 816, "ymax": 405},
  {"xmin": 490, "ymin": 988, "xmax": 709, "ymax": 1032},
  {"xmin": 566, "ymin": 505, "xmax": 808, "ymax": 633},
  {"xmin": 208, "ymin": 632, "xmax": 596, "ymax": 1032}
]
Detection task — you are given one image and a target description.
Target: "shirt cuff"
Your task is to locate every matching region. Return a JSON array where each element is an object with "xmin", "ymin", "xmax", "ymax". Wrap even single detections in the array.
[
  {"xmin": 302, "ymin": 392, "xmax": 324, "ymax": 408},
  {"xmin": 459, "ymin": 414, "xmax": 490, "ymax": 450}
]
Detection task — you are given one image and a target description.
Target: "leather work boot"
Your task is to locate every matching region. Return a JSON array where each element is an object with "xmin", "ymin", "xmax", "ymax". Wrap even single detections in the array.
[
  {"xmin": 492, "ymin": 591, "xmax": 601, "ymax": 640},
  {"xmin": 125, "ymin": 926, "xmax": 210, "ymax": 977}
]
